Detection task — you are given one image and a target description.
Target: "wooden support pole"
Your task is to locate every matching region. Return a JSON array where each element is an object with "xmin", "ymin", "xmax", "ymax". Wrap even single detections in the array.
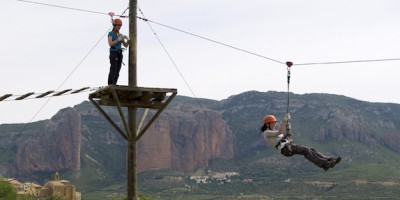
[
  {"xmin": 88, "ymin": 97, "xmax": 128, "ymax": 140},
  {"xmin": 128, "ymin": 0, "xmax": 138, "ymax": 199},
  {"xmin": 87, "ymin": 1, "xmax": 176, "ymax": 199}
]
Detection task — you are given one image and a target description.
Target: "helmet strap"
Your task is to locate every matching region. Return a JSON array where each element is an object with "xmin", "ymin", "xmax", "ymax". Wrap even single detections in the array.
[{"xmin": 267, "ymin": 123, "xmax": 273, "ymax": 130}]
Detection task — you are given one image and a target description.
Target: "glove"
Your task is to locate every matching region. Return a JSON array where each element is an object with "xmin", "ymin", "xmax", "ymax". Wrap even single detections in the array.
[
  {"xmin": 283, "ymin": 113, "xmax": 291, "ymax": 123},
  {"xmin": 118, "ymin": 36, "xmax": 124, "ymax": 42}
]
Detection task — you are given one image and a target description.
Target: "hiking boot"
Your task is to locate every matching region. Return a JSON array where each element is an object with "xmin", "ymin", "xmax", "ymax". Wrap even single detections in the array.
[
  {"xmin": 322, "ymin": 160, "xmax": 336, "ymax": 171},
  {"xmin": 333, "ymin": 157, "xmax": 341, "ymax": 167},
  {"xmin": 323, "ymin": 157, "xmax": 342, "ymax": 171}
]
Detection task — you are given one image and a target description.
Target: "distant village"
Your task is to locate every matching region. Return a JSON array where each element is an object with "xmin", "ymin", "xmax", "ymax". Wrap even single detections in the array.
[
  {"xmin": 2, "ymin": 170, "xmax": 250, "ymax": 199},
  {"xmin": 189, "ymin": 171, "xmax": 241, "ymax": 184},
  {"xmin": 188, "ymin": 170, "xmax": 254, "ymax": 185},
  {"xmin": 3, "ymin": 172, "xmax": 81, "ymax": 200}
]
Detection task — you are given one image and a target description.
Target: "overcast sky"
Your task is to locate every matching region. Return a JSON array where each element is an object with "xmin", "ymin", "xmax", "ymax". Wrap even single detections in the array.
[{"xmin": 1, "ymin": 0, "xmax": 400, "ymax": 124}]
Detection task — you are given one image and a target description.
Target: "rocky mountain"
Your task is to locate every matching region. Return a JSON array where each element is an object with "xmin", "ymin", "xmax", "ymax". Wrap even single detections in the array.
[
  {"xmin": 216, "ymin": 91, "xmax": 400, "ymax": 156},
  {"xmin": 1, "ymin": 90, "xmax": 400, "ymax": 198},
  {"xmin": 0, "ymin": 108, "xmax": 81, "ymax": 178},
  {"xmin": 137, "ymin": 106, "xmax": 233, "ymax": 173},
  {"xmin": 0, "ymin": 96, "xmax": 233, "ymax": 180}
]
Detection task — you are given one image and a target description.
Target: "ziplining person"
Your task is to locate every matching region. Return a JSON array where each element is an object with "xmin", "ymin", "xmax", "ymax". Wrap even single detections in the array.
[
  {"xmin": 260, "ymin": 114, "xmax": 341, "ymax": 171},
  {"xmin": 260, "ymin": 62, "xmax": 341, "ymax": 171},
  {"xmin": 107, "ymin": 18, "xmax": 130, "ymax": 85}
]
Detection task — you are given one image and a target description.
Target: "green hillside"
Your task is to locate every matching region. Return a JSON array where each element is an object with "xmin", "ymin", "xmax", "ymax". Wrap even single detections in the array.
[
  {"xmin": 1, "ymin": 91, "xmax": 400, "ymax": 199},
  {"xmin": 81, "ymin": 91, "xmax": 400, "ymax": 199}
]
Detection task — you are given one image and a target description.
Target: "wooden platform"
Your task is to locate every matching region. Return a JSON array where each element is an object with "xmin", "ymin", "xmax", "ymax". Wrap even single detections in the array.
[
  {"xmin": 88, "ymin": 85, "xmax": 178, "ymax": 141},
  {"xmin": 89, "ymin": 85, "xmax": 177, "ymax": 109}
]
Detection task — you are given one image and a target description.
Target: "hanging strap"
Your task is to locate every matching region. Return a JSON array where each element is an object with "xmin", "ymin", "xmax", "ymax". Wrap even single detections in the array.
[{"xmin": 284, "ymin": 62, "xmax": 293, "ymax": 139}]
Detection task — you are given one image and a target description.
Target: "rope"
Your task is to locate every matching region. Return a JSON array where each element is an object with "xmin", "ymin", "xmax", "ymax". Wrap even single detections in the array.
[
  {"xmin": 294, "ymin": 58, "xmax": 400, "ymax": 66},
  {"xmin": 137, "ymin": 17, "xmax": 285, "ymax": 65},
  {"xmin": 286, "ymin": 67, "xmax": 291, "ymax": 115},
  {"xmin": 137, "ymin": 17, "xmax": 400, "ymax": 67},
  {"xmin": 17, "ymin": 0, "xmax": 109, "ymax": 15},
  {"xmin": 16, "ymin": 0, "xmax": 129, "ymax": 17},
  {"xmin": 285, "ymin": 62, "xmax": 293, "ymax": 139}
]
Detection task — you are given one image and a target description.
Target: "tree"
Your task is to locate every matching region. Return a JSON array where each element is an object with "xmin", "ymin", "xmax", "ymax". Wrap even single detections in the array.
[
  {"xmin": 138, "ymin": 194, "xmax": 153, "ymax": 200},
  {"xmin": 19, "ymin": 195, "xmax": 36, "ymax": 200},
  {"xmin": 0, "ymin": 180, "xmax": 17, "ymax": 200}
]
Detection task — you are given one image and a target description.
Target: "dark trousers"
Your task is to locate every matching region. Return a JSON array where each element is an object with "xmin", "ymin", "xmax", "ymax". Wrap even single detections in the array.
[
  {"xmin": 281, "ymin": 143, "xmax": 329, "ymax": 168},
  {"xmin": 108, "ymin": 51, "xmax": 123, "ymax": 85}
]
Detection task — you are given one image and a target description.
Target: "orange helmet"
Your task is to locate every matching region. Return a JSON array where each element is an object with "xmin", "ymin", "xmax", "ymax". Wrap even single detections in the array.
[
  {"xmin": 113, "ymin": 18, "xmax": 122, "ymax": 26},
  {"xmin": 263, "ymin": 115, "xmax": 277, "ymax": 124}
]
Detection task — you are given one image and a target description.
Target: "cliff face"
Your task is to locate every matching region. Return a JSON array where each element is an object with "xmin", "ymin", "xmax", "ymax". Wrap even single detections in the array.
[
  {"xmin": 295, "ymin": 99, "xmax": 400, "ymax": 153},
  {"xmin": 219, "ymin": 91, "xmax": 400, "ymax": 158},
  {"xmin": 138, "ymin": 104, "xmax": 234, "ymax": 173},
  {"xmin": 77, "ymin": 100, "xmax": 234, "ymax": 175},
  {"xmin": 14, "ymin": 107, "xmax": 81, "ymax": 177},
  {"xmin": 2, "ymin": 91, "xmax": 400, "ymax": 182},
  {"xmin": 314, "ymin": 108, "xmax": 372, "ymax": 143}
]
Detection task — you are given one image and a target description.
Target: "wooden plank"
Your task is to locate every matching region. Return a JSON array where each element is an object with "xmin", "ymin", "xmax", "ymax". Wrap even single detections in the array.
[
  {"xmin": 88, "ymin": 86, "xmax": 176, "ymax": 108},
  {"xmin": 89, "ymin": 86, "xmax": 177, "ymax": 101},
  {"xmin": 90, "ymin": 85, "xmax": 176, "ymax": 96},
  {"xmin": 15, "ymin": 92, "xmax": 35, "ymax": 100},
  {"xmin": 53, "ymin": 89, "xmax": 72, "ymax": 96},
  {"xmin": 0, "ymin": 94, "xmax": 12, "ymax": 101},
  {"xmin": 71, "ymin": 87, "xmax": 90, "ymax": 94},
  {"xmin": 96, "ymin": 99, "xmax": 164, "ymax": 109},
  {"xmin": 36, "ymin": 91, "xmax": 54, "ymax": 98}
]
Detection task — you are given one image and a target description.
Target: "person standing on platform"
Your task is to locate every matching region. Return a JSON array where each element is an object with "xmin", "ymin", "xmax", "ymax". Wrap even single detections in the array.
[{"xmin": 108, "ymin": 18, "xmax": 129, "ymax": 85}]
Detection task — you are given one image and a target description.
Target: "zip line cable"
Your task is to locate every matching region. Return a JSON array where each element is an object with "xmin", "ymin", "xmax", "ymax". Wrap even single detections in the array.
[
  {"xmin": 16, "ymin": 0, "xmax": 129, "ymax": 18},
  {"xmin": 16, "ymin": 0, "xmax": 400, "ymax": 67},
  {"xmin": 137, "ymin": 16, "xmax": 285, "ymax": 65},
  {"xmin": 140, "ymin": 17, "xmax": 400, "ymax": 66},
  {"xmin": 10, "ymin": 0, "xmax": 400, "ymax": 124},
  {"xmin": 294, "ymin": 58, "xmax": 400, "ymax": 66},
  {"xmin": 17, "ymin": 0, "xmax": 110, "ymax": 16},
  {"xmin": 9, "ymin": 0, "xmax": 400, "ymax": 105}
]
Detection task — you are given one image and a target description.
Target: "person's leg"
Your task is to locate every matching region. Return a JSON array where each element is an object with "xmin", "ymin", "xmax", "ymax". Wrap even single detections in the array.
[
  {"xmin": 289, "ymin": 144, "xmax": 329, "ymax": 168},
  {"xmin": 108, "ymin": 51, "xmax": 119, "ymax": 85},
  {"xmin": 114, "ymin": 52, "xmax": 123, "ymax": 84}
]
